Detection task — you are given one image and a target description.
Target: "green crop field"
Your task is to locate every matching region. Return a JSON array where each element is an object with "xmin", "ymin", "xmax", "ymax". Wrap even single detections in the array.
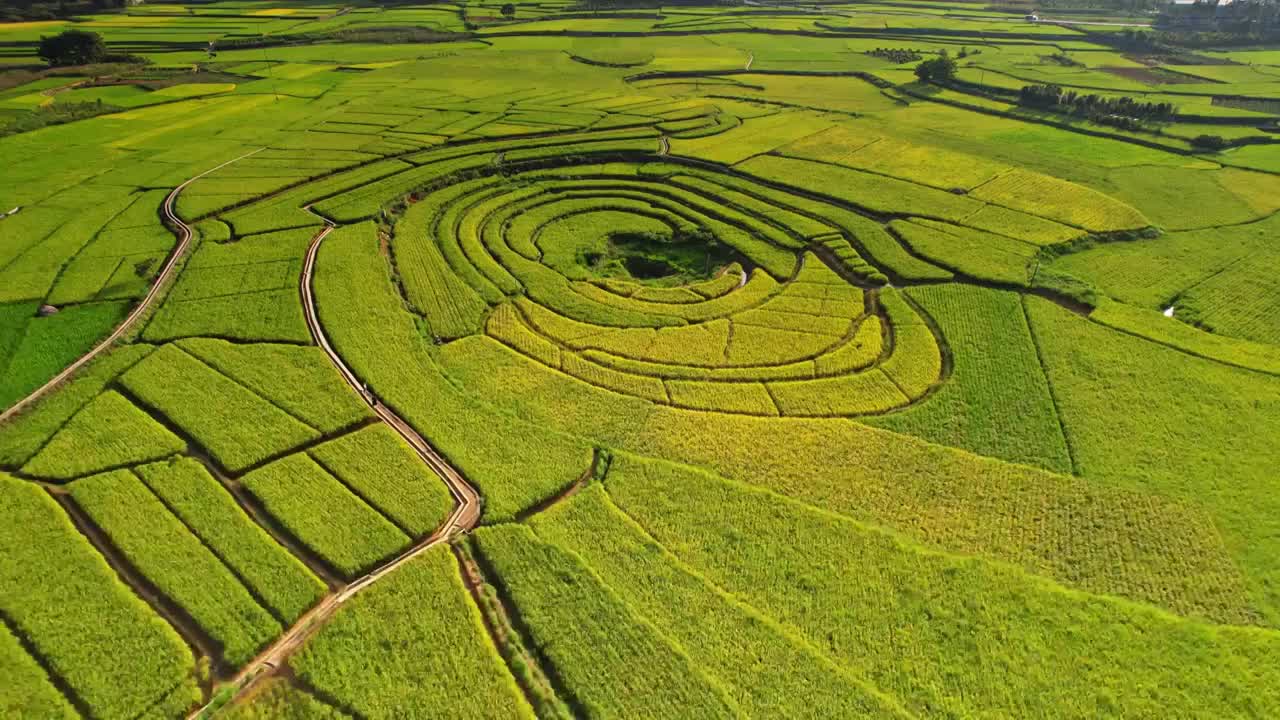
[{"xmin": 1, "ymin": 2, "xmax": 1279, "ymax": 716}]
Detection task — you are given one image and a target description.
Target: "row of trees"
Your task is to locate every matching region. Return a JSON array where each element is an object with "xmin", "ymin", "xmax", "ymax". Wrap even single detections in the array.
[
  {"xmin": 1018, "ymin": 84, "xmax": 1177, "ymax": 125},
  {"xmin": 2, "ymin": 0, "xmax": 129, "ymax": 22},
  {"xmin": 867, "ymin": 48, "xmax": 922, "ymax": 63}
]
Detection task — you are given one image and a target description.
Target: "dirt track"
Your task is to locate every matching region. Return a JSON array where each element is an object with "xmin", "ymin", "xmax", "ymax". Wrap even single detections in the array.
[
  {"xmin": 185, "ymin": 220, "xmax": 483, "ymax": 719},
  {"xmin": 0, "ymin": 148, "xmax": 264, "ymax": 425}
]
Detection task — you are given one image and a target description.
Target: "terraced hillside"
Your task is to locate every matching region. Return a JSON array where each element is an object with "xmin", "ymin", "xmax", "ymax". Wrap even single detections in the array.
[{"xmin": 2, "ymin": 1, "xmax": 1280, "ymax": 717}]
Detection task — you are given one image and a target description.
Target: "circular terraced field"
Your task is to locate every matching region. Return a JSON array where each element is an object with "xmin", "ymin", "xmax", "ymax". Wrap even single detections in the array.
[{"xmin": 390, "ymin": 158, "xmax": 944, "ymax": 417}]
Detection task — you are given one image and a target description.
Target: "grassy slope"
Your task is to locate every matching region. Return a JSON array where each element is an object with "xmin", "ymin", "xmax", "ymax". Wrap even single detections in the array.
[
  {"xmin": 602, "ymin": 452, "xmax": 1280, "ymax": 718},
  {"xmin": 530, "ymin": 482, "xmax": 911, "ymax": 719},
  {"xmin": 1025, "ymin": 295, "xmax": 1280, "ymax": 626},
  {"xmin": 435, "ymin": 333, "xmax": 1253, "ymax": 623}
]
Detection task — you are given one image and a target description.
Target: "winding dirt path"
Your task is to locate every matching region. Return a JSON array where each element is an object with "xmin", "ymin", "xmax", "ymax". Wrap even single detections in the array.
[
  {"xmin": 300, "ymin": 221, "xmax": 481, "ymax": 535},
  {"xmin": 186, "ymin": 221, "xmax": 482, "ymax": 718},
  {"xmin": 0, "ymin": 148, "xmax": 264, "ymax": 425}
]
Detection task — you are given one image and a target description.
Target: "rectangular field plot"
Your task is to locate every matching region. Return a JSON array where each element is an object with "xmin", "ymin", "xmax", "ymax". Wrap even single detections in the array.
[
  {"xmin": 0, "ymin": 475, "xmax": 199, "ymax": 720},
  {"xmin": 471, "ymin": 524, "xmax": 740, "ymax": 718},
  {"xmin": 21, "ymin": 390, "xmax": 184, "ymax": 481},
  {"xmin": 120, "ymin": 344, "xmax": 320, "ymax": 472},
  {"xmin": 136, "ymin": 457, "xmax": 327, "ymax": 623},
  {"xmin": 309, "ymin": 424, "xmax": 453, "ymax": 537},
  {"xmin": 293, "ymin": 545, "xmax": 533, "ymax": 720},
  {"xmin": 143, "ymin": 288, "xmax": 311, "ymax": 344},
  {"xmin": 242, "ymin": 453, "xmax": 411, "ymax": 578},
  {"xmin": 142, "ymin": 226, "xmax": 318, "ymax": 343},
  {"xmin": 868, "ymin": 284, "xmax": 1071, "ymax": 473},
  {"xmin": 70, "ymin": 469, "xmax": 282, "ymax": 667},
  {"xmin": 667, "ymin": 379, "xmax": 778, "ymax": 415},
  {"xmin": 179, "ymin": 339, "xmax": 372, "ymax": 434}
]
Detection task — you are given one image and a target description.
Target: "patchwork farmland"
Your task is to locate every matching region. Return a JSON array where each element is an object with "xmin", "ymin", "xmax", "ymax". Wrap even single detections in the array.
[{"xmin": 2, "ymin": 0, "xmax": 1280, "ymax": 717}]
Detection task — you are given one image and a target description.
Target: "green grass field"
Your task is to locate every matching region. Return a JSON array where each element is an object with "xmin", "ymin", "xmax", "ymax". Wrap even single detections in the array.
[{"xmin": 1, "ymin": 3, "xmax": 1279, "ymax": 716}]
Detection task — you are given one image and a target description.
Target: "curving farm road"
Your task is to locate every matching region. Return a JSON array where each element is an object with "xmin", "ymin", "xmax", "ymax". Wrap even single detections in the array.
[
  {"xmin": 186, "ymin": 221, "xmax": 483, "ymax": 718},
  {"xmin": 0, "ymin": 148, "xmax": 264, "ymax": 425},
  {"xmin": 300, "ymin": 221, "xmax": 482, "ymax": 538}
]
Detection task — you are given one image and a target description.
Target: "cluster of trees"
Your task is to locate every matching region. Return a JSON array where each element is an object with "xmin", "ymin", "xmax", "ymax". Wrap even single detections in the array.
[
  {"xmin": 1, "ymin": 99, "xmax": 120, "ymax": 137},
  {"xmin": 1191, "ymin": 134, "xmax": 1231, "ymax": 150},
  {"xmin": 1111, "ymin": 28, "xmax": 1170, "ymax": 51},
  {"xmin": 1018, "ymin": 84, "xmax": 1176, "ymax": 127},
  {"xmin": 913, "ymin": 50, "xmax": 957, "ymax": 83},
  {"xmin": 38, "ymin": 30, "xmax": 109, "ymax": 66},
  {"xmin": 867, "ymin": 48, "xmax": 922, "ymax": 63},
  {"xmin": 1044, "ymin": 51, "xmax": 1083, "ymax": 67},
  {"xmin": 36, "ymin": 29, "xmax": 148, "ymax": 66}
]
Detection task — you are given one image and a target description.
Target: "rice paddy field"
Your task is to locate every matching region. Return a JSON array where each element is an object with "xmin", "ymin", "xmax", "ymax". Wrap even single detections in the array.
[{"xmin": 2, "ymin": 0, "xmax": 1280, "ymax": 716}]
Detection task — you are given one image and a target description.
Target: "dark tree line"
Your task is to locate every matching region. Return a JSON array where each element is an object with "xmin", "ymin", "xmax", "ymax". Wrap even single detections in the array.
[
  {"xmin": 1018, "ymin": 84, "xmax": 1176, "ymax": 128},
  {"xmin": 867, "ymin": 48, "xmax": 922, "ymax": 63},
  {"xmin": 36, "ymin": 29, "xmax": 144, "ymax": 66},
  {"xmin": 2, "ymin": 0, "xmax": 127, "ymax": 22}
]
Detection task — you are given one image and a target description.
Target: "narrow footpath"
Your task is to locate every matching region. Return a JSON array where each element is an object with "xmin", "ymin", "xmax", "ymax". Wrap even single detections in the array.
[
  {"xmin": 0, "ymin": 148, "xmax": 264, "ymax": 425},
  {"xmin": 186, "ymin": 222, "xmax": 482, "ymax": 718}
]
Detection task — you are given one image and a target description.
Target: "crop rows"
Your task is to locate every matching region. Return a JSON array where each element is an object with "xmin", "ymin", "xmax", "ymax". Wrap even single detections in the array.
[
  {"xmin": 21, "ymin": 390, "xmax": 185, "ymax": 481},
  {"xmin": 135, "ymin": 457, "xmax": 327, "ymax": 624},
  {"xmin": 890, "ymin": 218, "xmax": 1038, "ymax": 287},
  {"xmin": 530, "ymin": 482, "xmax": 909, "ymax": 718},
  {"xmin": 70, "ymin": 468, "xmax": 282, "ymax": 667},
  {"xmin": 0, "ymin": 345, "xmax": 153, "ymax": 467},
  {"xmin": 143, "ymin": 226, "xmax": 321, "ymax": 344},
  {"xmin": 0, "ymin": 475, "xmax": 199, "ymax": 719},
  {"xmin": 177, "ymin": 339, "xmax": 372, "ymax": 434},
  {"xmin": 0, "ymin": 617, "xmax": 77, "ymax": 719},
  {"xmin": 868, "ymin": 284, "xmax": 1071, "ymax": 473},
  {"xmin": 309, "ymin": 424, "xmax": 454, "ymax": 538}
]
